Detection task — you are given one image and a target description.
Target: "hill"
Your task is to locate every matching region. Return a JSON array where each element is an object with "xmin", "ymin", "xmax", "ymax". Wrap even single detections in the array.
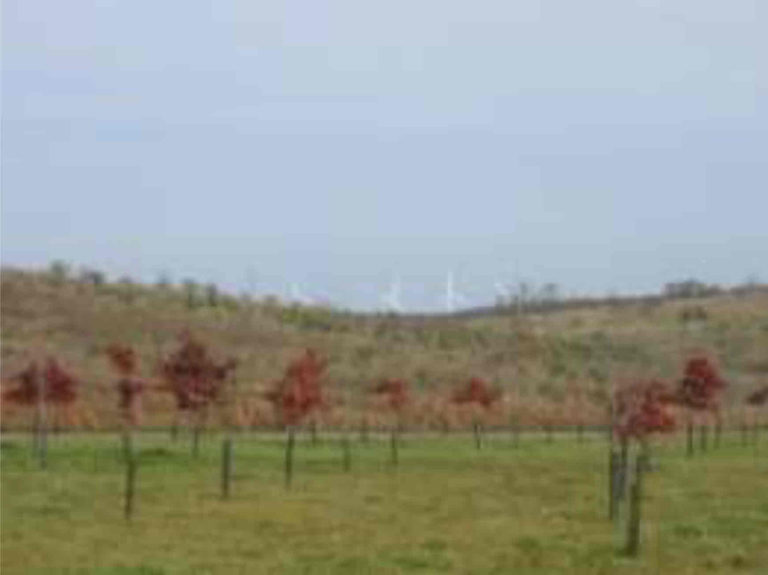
[{"xmin": 1, "ymin": 267, "xmax": 767, "ymax": 429}]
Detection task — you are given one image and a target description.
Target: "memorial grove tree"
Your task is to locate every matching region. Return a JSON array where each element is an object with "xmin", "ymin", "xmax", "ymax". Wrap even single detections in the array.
[
  {"xmin": 265, "ymin": 348, "xmax": 328, "ymax": 487},
  {"xmin": 676, "ymin": 356, "xmax": 727, "ymax": 457},
  {"xmin": 2, "ymin": 358, "xmax": 78, "ymax": 468},
  {"xmin": 451, "ymin": 377, "xmax": 501, "ymax": 450},
  {"xmin": 160, "ymin": 332, "xmax": 237, "ymax": 456}
]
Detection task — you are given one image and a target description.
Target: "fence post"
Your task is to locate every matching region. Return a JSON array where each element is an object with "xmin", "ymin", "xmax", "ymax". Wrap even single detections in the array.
[{"xmin": 699, "ymin": 425, "xmax": 708, "ymax": 453}]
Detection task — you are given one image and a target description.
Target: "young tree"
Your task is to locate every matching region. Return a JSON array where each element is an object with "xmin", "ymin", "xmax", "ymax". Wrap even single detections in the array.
[
  {"xmin": 451, "ymin": 377, "xmax": 501, "ymax": 450},
  {"xmin": 3, "ymin": 358, "xmax": 78, "ymax": 468},
  {"xmin": 160, "ymin": 333, "xmax": 237, "ymax": 456},
  {"xmin": 106, "ymin": 343, "xmax": 147, "ymax": 520},
  {"xmin": 106, "ymin": 344, "xmax": 146, "ymax": 455},
  {"xmin": 676, "ymin": 356, "xmax": 727, "ymax": 457},
  {"xmin": 265, "ymin": 348, "xmax": 328, "ymax": 487},
  {"xmin": 371, "ymin": 378, "xmax": 410, "ymax": 466},
  {"xmin": 611, "ymin": 379, "xmax": 676, "ymax": 555}
]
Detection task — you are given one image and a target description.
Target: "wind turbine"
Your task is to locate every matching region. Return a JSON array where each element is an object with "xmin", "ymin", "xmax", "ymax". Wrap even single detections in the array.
[
  {"xmin": 494, "ymin": 280, "xmax": 512, "ymax": 306},
  {"xmin": 381, "ymin": 275, "xmax": 404, "ymax": 313},
  {"xmin": 444, "ymin": 271, "xmax": 466, "ymax": 313},
  {"xmin": 289, "ymin": 282, "xmax": 313, "ymax": 306}
]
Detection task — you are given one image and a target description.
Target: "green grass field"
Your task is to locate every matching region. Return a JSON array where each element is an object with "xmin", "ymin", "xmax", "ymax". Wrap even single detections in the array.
[{"xmin": 2, "ymin": 431, "xmax": 767, "ymax": 574}]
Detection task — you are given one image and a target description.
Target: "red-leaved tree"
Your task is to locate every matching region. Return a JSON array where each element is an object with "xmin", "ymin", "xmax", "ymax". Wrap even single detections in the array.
[
  {"xmin": 372, "ymin": 378, "xmax": 410, "ymax": 413},
  {"xmin": 265, "ymin": 348, "xmax": 328, "ymax": 487},
  {"xmin": 160, "ymin": 333, "xmax": 237, "ymax": 455},
  {"xmin": 371, "ymin": 378, "xmax": 410, "ymax": 465},
  {"xmin": 610, "ymin": 379, "xmax": 676, "ymax": 553},
  {"xmin": 676, "ymin": 356, "xmax": 727, "ymax": 456},
  {"xmin": 451, "ymin": 377, "xmax": 501, "ymax": 449},
  {"xmin": 613, "ymin": 380, "xmax": 676, "ymax": 445},
  {"xmin": 106, "ymin": 344, "xmax": 146, "ymax": 428},
  {"xmin": 265, "ymin": 348, "xmax": 327, "ymax": 427},
  {"xmin": 2, "ymin": 358, "xmax": 78, "ymax": 466}
]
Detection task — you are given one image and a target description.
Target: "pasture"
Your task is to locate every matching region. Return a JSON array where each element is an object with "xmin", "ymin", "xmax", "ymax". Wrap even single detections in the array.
[{"xmin": 2, "ymin": 430, "xmax": 767, "ymax": 574}]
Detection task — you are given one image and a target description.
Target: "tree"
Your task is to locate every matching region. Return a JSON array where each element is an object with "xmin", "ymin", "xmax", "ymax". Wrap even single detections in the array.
[
  {"xmin": 613, "ymin": 380, "xmax": 676, "ymax": 445},
  {"xmin": 2, "ymin": 358, "xmax": 78, "ymax": 468},
  {"xmin": 675, "ymin": 356, "xmax": 727, "ymax": 457},
  {"xmin": 451, "ymin": 377, "xmax": 501, "ymax": 449},
  {"xmin": 106, "ymin": 344, "xmax": 146, "ymax": 430},
  {"xmin": 182, "ymin": 279, "xmax": 200, "ymax": 310},
  {"xmin": 160, "ymin": 332, "xmax": 237, "ymax": 456},
  {"xmin": 205, "ymin": 283, "xmax": 220, "ymax": 307},
  {"xmin": 611, "ymin": 379, "xmax": 676, "ymax": 554},
  {"xmin": 371, "ymin": 378, "xmax": 411, "ymax": 465},
  {"xmin": 80, "ymin": 267, "xmax": 106, "ymax": 288},
  {"xmin": 48, "ymin": 260, "xmax": 70, "ymax": 284},
  {"xmin": 106, "ymin": 343, "xmax": 147, "ymax": 520},
  {"xmin": 265, "ymin": 349, "xmax": 328, "ymax": 487}
]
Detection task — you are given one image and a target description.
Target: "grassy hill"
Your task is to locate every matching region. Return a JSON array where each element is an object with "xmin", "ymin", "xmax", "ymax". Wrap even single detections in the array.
[{"xmin": 2, "ymin": 267, "xmax": 767, "ymax": 429}]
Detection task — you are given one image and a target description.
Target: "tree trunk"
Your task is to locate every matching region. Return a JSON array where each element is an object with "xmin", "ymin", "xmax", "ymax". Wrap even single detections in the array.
[
  {"xmin": 284, "ymin": 426, "xmax": 296, "ymax": 489},
  {"xmin": 192, "ymin": 422, "xmax": 202, "ymax": 457},
  {"xmin": 618, "ymin": 437, "xmax": 629, "ymax": 503},
  {"xmin": 741, "ymin": 419, "xmax": 748, "ymax": 446},
  {"xmin": 686, "ymin": 420, "xmax": 694, "ymax": 457},
  {"xmin": 35, "ymin": 371, "xmax": 49, "ymax": 470},
  {"xmin": 341, "ymin": 434, "xmax": 352, "ymax": 472},
  {"xmin": 360, "ymin": 419, "xmax": 369, "ymax": 444},
  {"xmin": 609, "ymin": 449, "xmax": 620, "ymax": 521},
  {"xmin": 221, "ymin": 436, "xmax": 233, "ymax": 499},
  {"xmin": 309, "ymin": 421, "xmax": 318, "ymax": 446},
  {"xmin": 124, "ymin": 439, "xmax": 137, "ymax": 521},
  {"xmin": 390, "ymin": 428, "xmax": 399, "ymax": 467},
  {"xmin": 625, "ymin": 451, "xmax": 647, "ymax": 556},
  {"xmin": 473, "ymin": 421, "xmax": 483, "ymax": 450},
  {"xmin": 714, "ymin": 418, "xmax": 722, "ymax": 448}
]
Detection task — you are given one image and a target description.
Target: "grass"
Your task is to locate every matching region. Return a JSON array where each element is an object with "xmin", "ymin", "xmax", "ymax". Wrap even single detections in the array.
[
  {"xmin": 3, "ymin": 268, "xmax": 768, "ymax": 430},
  {"xmin": 2, "ymin": 431, "xmax": 767, "ymax": 574}
]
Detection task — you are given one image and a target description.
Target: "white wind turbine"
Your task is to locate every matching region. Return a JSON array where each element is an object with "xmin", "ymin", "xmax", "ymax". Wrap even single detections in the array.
[
  {"xmin": 494, "ymin": 279, "xmax": 512, "ymax": 306},
  {"xmin": 381, "ymin": 275, "xmax": 404, "ymax": 313},
  {"xmin": 289, "ymin": 282, "xmax": 313, "ymax": 306},
  {"xmin": 444, "ymin": 271, "xmax": 466, "ymax": 313}
]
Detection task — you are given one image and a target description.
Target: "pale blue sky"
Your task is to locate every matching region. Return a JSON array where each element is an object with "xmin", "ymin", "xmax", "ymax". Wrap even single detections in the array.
[{"xmin": 2, "ymin": 0, "xmax": 766, "ymax": 310}]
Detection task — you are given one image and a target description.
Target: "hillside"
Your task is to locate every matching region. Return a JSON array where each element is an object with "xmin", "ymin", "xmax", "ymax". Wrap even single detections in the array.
[{"xmin": 2, "ymin": 267, "xmax": 767, "ymax": 429}]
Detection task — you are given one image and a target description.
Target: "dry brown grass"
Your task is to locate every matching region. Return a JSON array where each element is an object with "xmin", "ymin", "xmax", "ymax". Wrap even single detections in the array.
[{"xmin": 2, "ymin": 267, "xmax": 767, "ymax": 429}]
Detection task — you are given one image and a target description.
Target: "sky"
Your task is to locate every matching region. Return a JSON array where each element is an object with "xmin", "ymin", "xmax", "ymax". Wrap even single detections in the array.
[{"xmin": 2, "ymin": 0, "xmax": 766, "ymax": 311}]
